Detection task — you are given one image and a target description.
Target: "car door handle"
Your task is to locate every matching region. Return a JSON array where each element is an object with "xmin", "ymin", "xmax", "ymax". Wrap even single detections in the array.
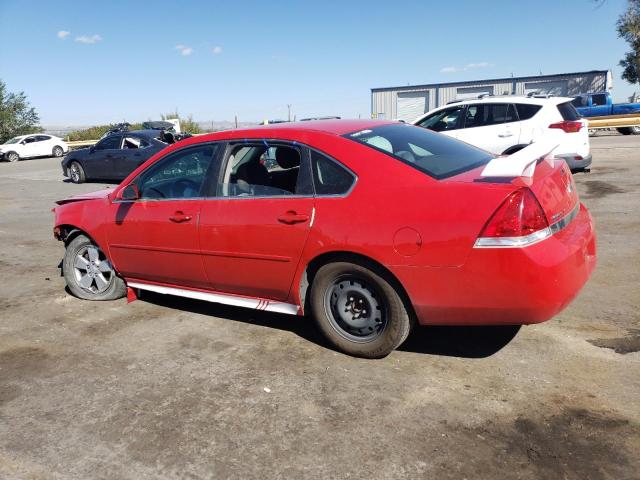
[
  {"xmin": 498, "ymin": 132, "xmax": 513, "ymax": 137},
  {"xmin": 169, "ymin": 211, "xmax": 192, "ymax": 223},
  {"xmin": 277, "ymin": 211, "xmax": 309, "ymax": 224}
]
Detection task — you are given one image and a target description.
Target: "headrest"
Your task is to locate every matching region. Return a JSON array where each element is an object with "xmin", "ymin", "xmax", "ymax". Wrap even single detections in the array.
[{"xmin": 275, "ymin": 147, "xmax": 300, "ymax": 169}]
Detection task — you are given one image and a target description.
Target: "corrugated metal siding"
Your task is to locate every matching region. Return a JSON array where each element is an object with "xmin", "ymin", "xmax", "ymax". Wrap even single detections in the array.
[{"xmin": 371, "ymin": 71, "xmax": 609, "ymax": 118}]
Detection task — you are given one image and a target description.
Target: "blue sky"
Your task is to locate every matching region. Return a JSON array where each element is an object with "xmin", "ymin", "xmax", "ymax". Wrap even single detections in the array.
[{"xmin": 0, "ymin": 0, "xmax": 636, "ymax": 125}]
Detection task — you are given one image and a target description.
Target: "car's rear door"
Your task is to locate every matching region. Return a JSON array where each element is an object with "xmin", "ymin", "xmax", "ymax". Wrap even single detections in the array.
[
  {"xmin": 114, "ymin": 135, "xmax": 150, "ymax": 179},
  {"xmin": 460, "ymin": 103, "xmax": 520, "ymax": 154},
  {"xmin": 198, "ymin": 141, "xmax": 314, "ymax": 301},
  {"xmin": 106, "ymin": 143, "xmax": 220, "ymax": 288}
]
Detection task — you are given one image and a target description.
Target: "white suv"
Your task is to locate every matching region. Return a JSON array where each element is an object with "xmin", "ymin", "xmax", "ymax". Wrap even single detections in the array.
[
  {"xmin": 412, "ymin": 96, "xmax": 591, "ymax": 171},
  {"xmin": 0, "ymin": 134, "xmax": 69, "ymax": 162}
]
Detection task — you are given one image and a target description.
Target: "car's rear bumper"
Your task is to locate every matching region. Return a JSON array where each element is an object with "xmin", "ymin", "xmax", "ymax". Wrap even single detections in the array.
[
  {"xmin": 557, "ymin": 153, "xmax": 592, "ymax": 171},
  {"xmin": 394, "ymin": 203, "xmax": 596, "ymax": 326}
]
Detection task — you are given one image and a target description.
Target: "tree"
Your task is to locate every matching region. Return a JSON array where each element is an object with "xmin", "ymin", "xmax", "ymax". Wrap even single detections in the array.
[
  {"xmin": 617, "ymin": 0, "xmax": 640, "ymax": 85},
  {"xmin": 0, "ymin": 80, "xmax": 42, "ymax": 143}
]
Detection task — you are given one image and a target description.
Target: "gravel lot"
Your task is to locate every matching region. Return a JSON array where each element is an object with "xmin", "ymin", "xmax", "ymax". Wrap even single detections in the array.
[{"xmin": 0, "ymin": 135, "xmax": 638, "ymax": 479}]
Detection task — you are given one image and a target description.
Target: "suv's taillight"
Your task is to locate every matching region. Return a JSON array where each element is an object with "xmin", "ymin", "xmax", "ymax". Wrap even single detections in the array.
[
  {"xmin": 475, "ymin": 188, "xmax": 551, "ymax": 247},
  {"xmin": 549, "ymin": 120, "xmax": 583, "ymax": 133}
]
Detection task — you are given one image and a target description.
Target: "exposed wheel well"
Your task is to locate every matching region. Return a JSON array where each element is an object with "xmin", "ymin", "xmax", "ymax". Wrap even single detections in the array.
[
  {"xmin": 299, "ymin": 251, "xmax": 416, "ymax": 322},
  {"xmin": 56, "ymin": 225, "xmax": 95, "ymax": 247}
]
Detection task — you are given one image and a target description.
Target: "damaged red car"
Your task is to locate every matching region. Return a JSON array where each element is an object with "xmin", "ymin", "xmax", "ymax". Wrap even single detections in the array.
[{"xmin": 53, "ymin": 120, "xmax": 596, "ymax": 358}]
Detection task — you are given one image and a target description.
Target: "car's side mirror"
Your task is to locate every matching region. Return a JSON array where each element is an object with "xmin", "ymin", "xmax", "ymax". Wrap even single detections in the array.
[
  {"xmin": 118, "ymin": 184, "xmax": 140, "ymax": 201},
  {"xmin": 89, "ymin": 146, "xmax": 95, "ymax": 153}
]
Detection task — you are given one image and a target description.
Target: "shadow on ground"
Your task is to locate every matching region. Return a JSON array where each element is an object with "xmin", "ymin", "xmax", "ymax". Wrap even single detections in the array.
[{"xmin": 141, "ymin": 291, "xmax": 520, "ymax": 359}]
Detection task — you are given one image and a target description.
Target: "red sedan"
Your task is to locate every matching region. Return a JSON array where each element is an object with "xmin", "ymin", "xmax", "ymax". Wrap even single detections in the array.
[{"xmin": 53, "ymin": 120, "xmax": 596, "ymax": 358}]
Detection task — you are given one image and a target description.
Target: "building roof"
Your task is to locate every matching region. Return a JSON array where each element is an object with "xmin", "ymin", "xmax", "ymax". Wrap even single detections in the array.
[{"xmin": 371, "ymin": 70, "xmax": 609, "ymax": 93}]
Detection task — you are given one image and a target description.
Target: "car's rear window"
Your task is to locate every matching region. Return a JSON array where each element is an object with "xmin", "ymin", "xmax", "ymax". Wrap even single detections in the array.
[
  {"xmin": 557, "ymin": 102, "xmax": 581, "ymax": 120},
  {"xmin": 344, "ymin": 123, "xmax": 493, "ymax": 180}
]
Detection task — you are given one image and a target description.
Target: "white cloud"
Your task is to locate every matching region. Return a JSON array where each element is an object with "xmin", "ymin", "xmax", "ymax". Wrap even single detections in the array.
[
  {"xmin": 175, "ymin": 44, "xmax": 193, "ymax": 56},
  {"xmin": 57, "ymin": 30, "xmax": 70, "ymax": 39},
  {"xmin": 212, "ymin": 46, "xmax": 223, "ymax": 55},
  {"xmin": 466, "ymin": 62, "xmax": 491, "ymax": 69},
  {"xmin": 75, "ymin": 34, "xmax": 102, "ymax": 44},
  {"xmin": 441, "ymin": 62, "xmax": 492, "ymax": 73}
]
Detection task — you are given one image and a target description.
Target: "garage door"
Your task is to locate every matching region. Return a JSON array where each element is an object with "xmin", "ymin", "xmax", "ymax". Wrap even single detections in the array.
[
  {"xmin": 524, "ymin": 80, "xmax": 568, "ymax": 96},
  {"xmin": 396, "ymin": 91, "xmax": 429, "ymax": 122}
]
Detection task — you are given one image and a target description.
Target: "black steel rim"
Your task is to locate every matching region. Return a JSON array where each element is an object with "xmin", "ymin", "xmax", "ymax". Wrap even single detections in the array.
[{"xmin": 323, "ymin": 274, "xmax": 387, "ymax": 343}]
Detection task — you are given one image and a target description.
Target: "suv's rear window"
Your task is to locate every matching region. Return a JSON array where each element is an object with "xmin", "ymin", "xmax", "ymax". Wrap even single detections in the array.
[
  {"xmin": 557, "ymin": 102, "xmax": 581, "ymax": 121},
  {"xmin": 344, "ymin": 124, "xmax": 493, "ymax": 180}
]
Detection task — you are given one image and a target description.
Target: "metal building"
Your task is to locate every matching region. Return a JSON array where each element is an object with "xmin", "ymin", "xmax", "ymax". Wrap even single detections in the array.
[{"xmin": 371, "ymin": 70, "xmax": 612, "ymax": 122}]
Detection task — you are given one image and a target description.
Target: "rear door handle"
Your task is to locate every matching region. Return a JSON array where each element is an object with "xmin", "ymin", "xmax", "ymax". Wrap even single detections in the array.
[
  {"xmin": 169, "ymin": 211, "xmax": 192, "ymax": 223},
  {"xmin": 498, "ymin": 132, "xmax": 513, "ymax": 138},
  {"xmin": 277, "ymin": 211, "xmax": 309, "ymax": 224}
]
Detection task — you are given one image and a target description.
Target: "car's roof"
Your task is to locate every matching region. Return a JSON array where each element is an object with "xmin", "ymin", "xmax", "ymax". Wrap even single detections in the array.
[
  {"xmin": 111, "ymin": 129, "xmax": 163, "ymax": 139},
  {"xmin": 447, "ymin": 95, "xmax": 573, "ymax": 106},
  {"xmin": 225, "ymin": 119, "xmax": 394, "ymax": 137}
]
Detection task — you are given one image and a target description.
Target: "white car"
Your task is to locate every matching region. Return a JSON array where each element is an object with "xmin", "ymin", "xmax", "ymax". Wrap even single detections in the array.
[
  {"xmin": 412, "ymin": 96, "xmax": 591, "ymax": 171},
  {"xmin": 0, "ymin": 134, "xmax": 69, "ymax": 162}
]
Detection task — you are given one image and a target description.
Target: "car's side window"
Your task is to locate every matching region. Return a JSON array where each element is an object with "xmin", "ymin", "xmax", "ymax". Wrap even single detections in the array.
[
  {"xmin": 311, "ymin": 151, "xmax": 355, "ymax": 195},
  {"xmin": 592, "ymin": 94, "xmax": 607, "ymax": 106},
  {"xmin": 95, "ymin": 136, "xmax": 121, "ymax": 150},
  {"xmin": 23, "ymin": 136, "xmax": 36, "ymax": 144},
  {"xmin": 36, "ymin": 135, "xmax": 50, "ymax": 141},
  {"xmin": 417, "ymin": 106, "xmax": 465, "ymax": 132},
  {"xmin": 464, "ymin": 103, "xmax": 512, "ymax": 128},
  {"xmin": 220, "ymin": 143, "xmax": 303, "ymax": 197},
  {"xmin": 137, "ymin": 144, "xmax": 218, "ymax": 200},
  {"xmin": 515, "ymin": 103, "xmax": 542, "ymax": 120},
  {"xmin": 123, "ymin": 136, "xmax": 148, "ymax": 149}
]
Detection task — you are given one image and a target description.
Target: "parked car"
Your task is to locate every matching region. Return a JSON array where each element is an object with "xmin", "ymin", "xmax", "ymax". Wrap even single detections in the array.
[
  {"xmin": 61, "ymin": 130, "xmax": 168, "ymax": 183},
  {"xmin": 571, "ymin": 91, "xmax": 640, "ymax": 135},
  {"xmin": 53, "ymin": 120, "xmax": 596, "ymax": 358},
  {"xmin": 0, "ymin": 134, "xmax": 69, "ymax": 162},
  {"xmin": 413, "ymin": 96, "xmax": 591, "ymax": 172}
]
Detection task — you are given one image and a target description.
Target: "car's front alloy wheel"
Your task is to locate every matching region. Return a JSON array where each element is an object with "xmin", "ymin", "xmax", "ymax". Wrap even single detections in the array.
[
  {"xmin": 310, "ymin": 262, "xmax": 412, "ymax": 358},
  {"xmin": 6, "ymin": 151, "xmax": 19, "ymax": 162},
  {"xmin": 69, "ymin": 161, "xmax": 86, "ymax": 183},
  {"xmin": 63, "ymin": 235, "xmax": 126, "ymax": 301}
]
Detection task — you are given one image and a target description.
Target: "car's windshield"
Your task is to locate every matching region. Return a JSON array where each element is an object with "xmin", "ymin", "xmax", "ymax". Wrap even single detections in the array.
[
  {"xmin": 344, "ymin": 123, "xmax": 493, "ymax": 179},
  {"xmin": 3, "ymin": 137, "xmax": 22, "ymax": 144}
]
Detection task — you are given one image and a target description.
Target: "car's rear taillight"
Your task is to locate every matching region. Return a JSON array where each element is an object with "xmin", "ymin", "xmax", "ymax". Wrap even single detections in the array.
[
  {"xmin": 549, "ymin": 120, "xmax": 583, "ymax": 133},
  {"xmin": 475, "ymin": 188, "xmax": 551, "ymax": 247}
]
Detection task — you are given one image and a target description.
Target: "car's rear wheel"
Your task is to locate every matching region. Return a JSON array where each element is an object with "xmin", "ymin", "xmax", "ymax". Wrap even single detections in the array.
[
  {"xmin": 310, "ymin": 262, "xmax": 412, "ymax": 358},
  {"xmin": 6, "ymin": 151, "xmax": 19, "ymax": 162},
  {"xmin": 617, "ymin": 126, "xmax": 640, "ymax": 135},
  {"xmin": 52, "ymin": 146, "xmax": 64, "ymax": 157},
  {"xmin": 63, "ymin": 234, "xmax": 126, "ymax": 301},
  {"xmin": 69, "ymin": 161, "xmax": 86, "ymax": 183}
]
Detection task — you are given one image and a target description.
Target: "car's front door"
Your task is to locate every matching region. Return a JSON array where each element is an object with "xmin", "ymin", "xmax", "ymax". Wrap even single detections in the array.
[
  {"xmin": 198, "ymin": 141, "xmax": 314, "ymax": 301},
  {"xmin": 415, "ymin": 105, "xmax": 465, "ymax": 139},
  {"xmin": 86, "ymin": 135, "xmax": 122, "ymax": 179},
  {"xmin": 20, "ymin": 136, "xmax": 39, "ymax": 158},
  {"xmin": 106, "ymin": 143, "xmax": 220, "ymax": 288},
  {"xmin": 459, "ymin": 103, "xmax": 520, "ymax": 154}
]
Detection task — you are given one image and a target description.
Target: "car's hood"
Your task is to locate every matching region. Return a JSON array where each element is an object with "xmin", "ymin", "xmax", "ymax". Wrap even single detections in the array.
[{"xmin": 55, "ymin": 188, "xmax": 114, "ymax": 205}]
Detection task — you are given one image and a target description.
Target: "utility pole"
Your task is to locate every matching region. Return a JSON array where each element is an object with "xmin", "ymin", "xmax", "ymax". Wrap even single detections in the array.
[
  {"xmin": 234, "ymin": 115, "xmax": 238, "ymax": 128},
  {"xmin": 287, "ymin": 104, "xmax": 292, "ymax": 122}
]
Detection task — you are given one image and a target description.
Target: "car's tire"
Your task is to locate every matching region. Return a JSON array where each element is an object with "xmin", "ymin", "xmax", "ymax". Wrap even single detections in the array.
[
  {"xmin": 52, "ymin": 146, "xmax": 64, "ymax": 157},
  {"xmin": 310, "ymin": 262, "xmax": 412, "ymax": 358},
  {"xmin": 6, "ymin": 151, "xmax": 19, "ymax": 162},
  {"xmin": 616, "ymin": 127, "xmax": 640, "ymax": 135},
  {"xmin": 69, "ymin": 161, "xmax": 86, "ymax": 183},
  {"xmin": 63, "ymin": 234, "xmax": 126, "ymax": 301}
]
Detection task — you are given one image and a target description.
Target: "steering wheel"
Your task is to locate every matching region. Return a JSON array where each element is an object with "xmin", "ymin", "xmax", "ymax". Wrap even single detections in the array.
[{"xmin": 172, "ymin": 178, "xmax": 200, "ymax": 198}]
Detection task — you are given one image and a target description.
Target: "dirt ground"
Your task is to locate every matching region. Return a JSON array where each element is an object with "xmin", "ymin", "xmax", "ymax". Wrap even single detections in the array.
[{"xmin": 0, "ymin": 134, "xmax": 638, "ymax": 480}]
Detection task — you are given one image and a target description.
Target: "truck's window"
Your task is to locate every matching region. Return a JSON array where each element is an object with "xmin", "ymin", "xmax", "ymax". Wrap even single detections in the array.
[
  {"xmin": 592, "ymin": 94, "xmax": 607, "ymax": 106},
  {"xmin": 557, "ymin": 102, "xmax": 581, "ymax": 121},
  {"xmin": 571, "ymin": 96, "xmax": 587, "ymax": 108},
  {"xmin": 515, "ymin": 104, "xmax": 542, "ymax": 120}
]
